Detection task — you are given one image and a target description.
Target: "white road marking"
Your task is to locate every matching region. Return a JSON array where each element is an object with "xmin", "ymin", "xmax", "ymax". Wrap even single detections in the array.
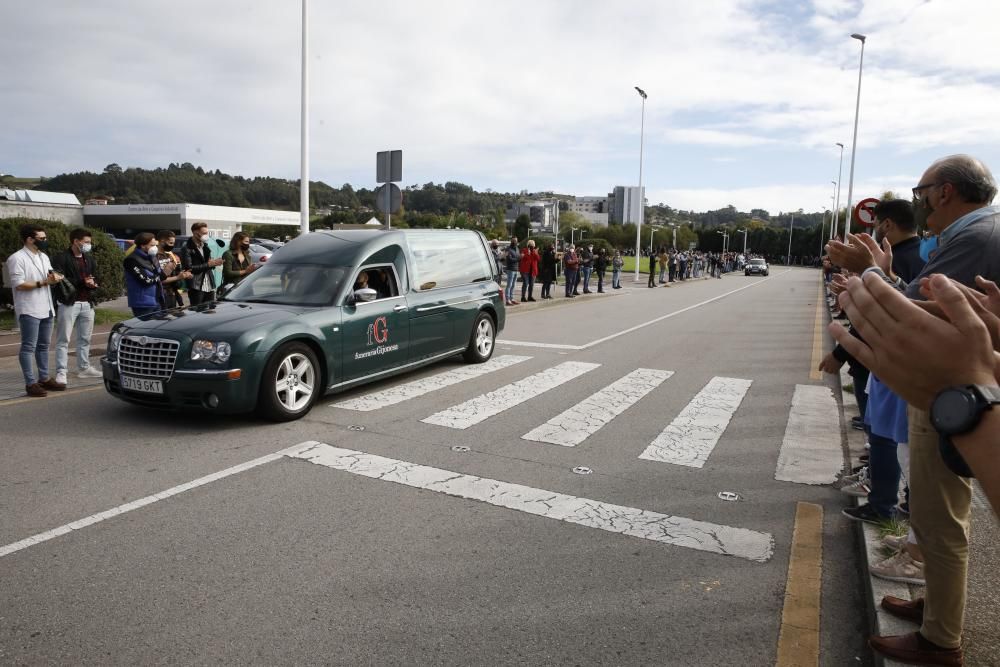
[
  {"xmin": 290, "ymin": 442, "xmax": 774, "ymax": 562},
  {"xmin": 775, "ymin": 384, "xmax": 844, "ymax": 485},
  {"xmin": 0, "ymin": 443, "xmax": 315, "ymax": 559},
  {"xmin": 522, "ymin": 369, "xmax": 673, "ymax": 446},
  {"xmin": 421, "ymin": 361, "xmax": 600, "ymax": 429},
  {"xmin": 331, "ymin": 355, "xmax": 532, "ymax": 411},
  {"xmin": 497, "ymin": 270, "xmax": 789, "ymax": 350},
  {"xmin": 638, "ymin": 377, "xmax": 753, "ymax": 467}
]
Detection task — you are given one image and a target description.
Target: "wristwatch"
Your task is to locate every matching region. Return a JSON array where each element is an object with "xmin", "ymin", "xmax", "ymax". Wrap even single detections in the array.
[{"xmin": 930, "ymin": 384, "xmax": 1000, "ymax": 436}]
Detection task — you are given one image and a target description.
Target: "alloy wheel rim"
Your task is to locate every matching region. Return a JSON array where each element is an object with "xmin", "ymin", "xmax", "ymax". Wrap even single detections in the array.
[
  {"xmin": 476, "ymin": 319, "xmax": 493, "ymax": 356},
  {"xmin": 275, "ymin": 352, "xmax": 315, "ymax": 411}
]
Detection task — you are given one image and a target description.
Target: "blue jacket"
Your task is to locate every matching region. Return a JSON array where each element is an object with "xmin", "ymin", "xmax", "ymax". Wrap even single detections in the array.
[{"xmin": 124, "ymin": 250, "xmax": 163, "ymax": 309}]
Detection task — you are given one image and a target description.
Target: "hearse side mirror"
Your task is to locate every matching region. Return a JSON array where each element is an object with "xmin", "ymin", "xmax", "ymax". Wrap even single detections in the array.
[{"xmin": 350, "ymin": 287, "xmax": 378, "ymax": 304}]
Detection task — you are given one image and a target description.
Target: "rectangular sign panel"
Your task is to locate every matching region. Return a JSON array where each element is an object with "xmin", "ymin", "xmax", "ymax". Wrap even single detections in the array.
[{"xmin": 376, "ymin": 150, "xmax": 402, "ymax": 183}]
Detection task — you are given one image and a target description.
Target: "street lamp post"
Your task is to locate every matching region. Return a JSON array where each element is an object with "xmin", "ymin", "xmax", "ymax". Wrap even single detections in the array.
[
  {"xmin": 844, "ymin": 34, "xmax": 866, "ymax": 238},
  {"xmin": 669, "ymin": 223, "xmax": 678, "ymax": 250},
  {"xmin": 717, "ymin": 230, "xmax": 729, "ymax": 253},
  {"xmin": 832, "ymin": 142, "xmax": 844, "ymax": 239},
  {"xmin": 570, "ymin": 227, "xmax": 579, "ymax": 246},
  {"xmin": 787, "ymin": 214, "xmax": 795, "ymax": 265},
  {"xmin": 737, "ymin": 228, "xmax": 748, "ymax": 256},
  {"xmin": 299, "ymin": 0, "xmax": 310, "ymax": 236},
  {"xmin": 633, "ymin": 86, "xmax": 647, "ymax": 281},
  {"xmin": 819, "ymin": 209, "xmax": 829, "ymax": 257}
]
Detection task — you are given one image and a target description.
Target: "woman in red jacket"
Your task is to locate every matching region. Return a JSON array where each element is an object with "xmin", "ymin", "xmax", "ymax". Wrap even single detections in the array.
[{"xmin": 518, "ymin": 240, "xmax": 540, "ymax": 302}]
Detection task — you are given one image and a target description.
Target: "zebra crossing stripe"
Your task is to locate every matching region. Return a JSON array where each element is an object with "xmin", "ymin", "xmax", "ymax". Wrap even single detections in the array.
[
  {"xmin": 775, "ymin": 385, "xmax": 843, "ymax": 485},
  {"xmin": 331, "ymin": 355, "xmax": 532, "ymax": 411},
  {"xmin": 421, "ymin": 361, "xmax": 600, "ymax": 429},
  {"xmin": 638, "ymin": 377, "xmax": 753, "ymax": 467},
  {"xmin": 288, "ymin": 442, "xmax": 774, "ymax": 562},
  {"xmin": 522, "ymin": 369, "xmax": 674, "ymax": 446}
]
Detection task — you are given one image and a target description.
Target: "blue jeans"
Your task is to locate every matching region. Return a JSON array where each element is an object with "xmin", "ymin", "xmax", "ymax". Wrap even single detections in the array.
[
  {"xmin": 612, "ymin": 268, "xmax": 621, "ymax": 288},
  {"xmin": 868, "ymin": 431, "xmax": 902, "ymax": 517},
  {"xmin": 18, "ymin": 314, "xmax": 54, "ymax": 385},
  {"xmin": 564, "ymin": 271, "xmax": 577, "ymax": 296},
  {"xmin": 582, "ymin": 267, "xmax": 593, "ymax": 291},
  {"xmin": 504, "ymin": 271, "xmax": 519, "ymax": 302}
]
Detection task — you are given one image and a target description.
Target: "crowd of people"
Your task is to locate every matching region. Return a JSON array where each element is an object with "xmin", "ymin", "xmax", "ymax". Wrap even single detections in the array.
[{"xmin": 821, "ymin": 154, "xmax": 1000, "ymax": 666}]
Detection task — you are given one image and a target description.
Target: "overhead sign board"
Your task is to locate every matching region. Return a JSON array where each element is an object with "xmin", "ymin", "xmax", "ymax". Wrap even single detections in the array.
[{"xmin": 853, "ymin": 198, "xmax": 880, "ymax": 228}]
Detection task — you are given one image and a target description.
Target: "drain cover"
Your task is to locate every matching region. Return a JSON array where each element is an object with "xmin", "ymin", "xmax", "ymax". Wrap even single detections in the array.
[
  {"xmin": 572, "ymin": 466, "xmax": 593, "ymax": 475},
  {"xmin": 451, "ymin": 445, "xmax": 471, "ymax": 453},
  {"xmin": 717, "ymin": 491, "xmax": 741, "ymax": 502},
  {"xmin": 347, "ymin": 425, "xmax": 365, "ymax": 432}
]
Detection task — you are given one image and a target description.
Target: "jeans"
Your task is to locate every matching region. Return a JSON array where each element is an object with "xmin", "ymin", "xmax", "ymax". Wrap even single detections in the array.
[
  {"xmin": 541, "ymin": 279, "xmax": 552, "ymax": 298},
  {"xmin": 18, "ymin": 314, "xmax": 54, "ymax": 385},
  {"xmin": 659, "ymin": 267, "xmax": 667, "ymax": 283},
  {"xmin": 581, "ymin": 267, "xmax": 593, "ymax": 292},
  {"xmin": 55, "ymin": 302, "xmax": 96, "ymax": 375},
  {"xmin": 564, "ymin": 271, "xmax": 577, "ymax": 296},
  {"xmin": 520, "ymin": 274, "xmax": 535, "ymax": 300},
  {"xmin": 505, "ymin": 271, "xmax": 519, "ymax": 302},
  {"xmin": 612, "ymin": 268, "xmax": 621, "ymax": 288},
  {"xmin": 867, "ymin": 431, "xmax": 902, "ymax": 517},
  {"xmin": 188, "ymin": 288, "xmax": 214, "ymax": 306}
]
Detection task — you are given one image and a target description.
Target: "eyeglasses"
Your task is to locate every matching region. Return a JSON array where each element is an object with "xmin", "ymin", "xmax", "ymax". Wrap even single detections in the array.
[{"xmin": 912, "ymin": 182, "xmax": 943, "ymax": 201}]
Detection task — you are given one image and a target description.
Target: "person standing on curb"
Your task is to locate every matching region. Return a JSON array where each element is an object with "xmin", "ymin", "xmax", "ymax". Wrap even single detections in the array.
[
  {"xmin": 5, "ymin": 224, "xmax": 65, "ymax": 397},
  {"xmin": 51, "ymin": 228, "xmax": 102, "ymax": 385},
  {"xmin": 519, "ymin": 240, "xmax": 539, "ymax": 302},
  {"xmin": 539, "ymin": 243, "xmax": 556, "ymax": 300},
  {"xmin": 647, "ymin": 249, "xmax": 657, "ymax": 288},
  {"xmin": 222, "ymin": 232, "xmax": 258, "ymax": 287},
  {"xmin": 563, "ymin": 244, "xmax": 579, "ymax": 298},
  {"xmin": 594, "ymin": 248, "xmax": 608, "ymax": 293},
  {"xmin": 503, "ymin": 237, "xmax": 521, "ymax": 305},
  {"xmin": 180, "ymin": 222, "xmax": 224, "ymax": 306},
  {"xmin": 579, "ymin": 243, "xmax": 594, "ymax": 293},
  {"xmin": 611, "ymin": 250, "xmax": 623, "ymax": 289}
]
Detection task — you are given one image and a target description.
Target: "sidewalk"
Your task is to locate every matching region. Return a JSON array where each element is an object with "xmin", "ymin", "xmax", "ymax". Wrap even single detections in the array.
[{"xmin": 828, "ymin": 286, "xmax": 997, "ymax": 666}]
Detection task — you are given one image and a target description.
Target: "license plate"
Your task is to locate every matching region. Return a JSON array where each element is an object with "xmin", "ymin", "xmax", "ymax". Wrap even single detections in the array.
[{"xmin": 121, "ymin": 375, "xmax": 164, "ymax": 394}]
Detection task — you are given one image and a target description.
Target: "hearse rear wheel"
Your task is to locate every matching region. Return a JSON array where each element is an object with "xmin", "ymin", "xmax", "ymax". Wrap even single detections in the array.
[
  {"xmin": 463, "ymin": 312, "xmax": 495, "ymax": 363},
  {"xmin": 259, "ymin": 342, "xmax": 320, "ymax": 421}
]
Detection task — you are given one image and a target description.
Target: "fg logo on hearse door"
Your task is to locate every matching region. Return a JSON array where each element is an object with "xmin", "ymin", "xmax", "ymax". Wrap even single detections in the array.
[{"xmin": 367, "ymin": 316, "xmax": 389, "ymax": 346}]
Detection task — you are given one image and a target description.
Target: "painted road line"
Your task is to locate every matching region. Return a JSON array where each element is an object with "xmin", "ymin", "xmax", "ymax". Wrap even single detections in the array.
[
  {"xmin": 810, "ymin": 280, "xmax": 825, "ymax": 381},
  {"xmin": 775, "ymin": 384, "xmax": 844, "ymax": 484},
  {"xmin": 775, "ymin": 501, "xmax": 823, "ymax": 667},
  {"xmin": 0, "ymin": 443, "xmax": 315, "ymax": 559},
  {"xmin": 331, "ymin": 355, "xmax": 532, "ymax": 411},
  {"xmin": 497, "ymin": 270, "xmax": 790, "ymax": 350},
  {"xmin": 421, "ymin": 361, "xmax": 600, "ymax": 429},
  {"xmin": 638, "ymin": 376, "xmax": 753, "ymax": 467},
  {"xmin": 289, "ymin": 442, "xmax": 774, "ymax": 562},
  {"xmin": 522, "ymin": 368, "xmax": 674, "ymax": 447}
]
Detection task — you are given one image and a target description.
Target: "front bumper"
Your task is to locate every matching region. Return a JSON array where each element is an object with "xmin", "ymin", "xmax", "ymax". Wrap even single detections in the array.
[{"xmin": 101, "ymin": 357, "xmax": 258, "ymax": 413}]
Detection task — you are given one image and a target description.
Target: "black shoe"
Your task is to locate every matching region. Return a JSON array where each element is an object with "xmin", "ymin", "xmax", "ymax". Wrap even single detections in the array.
[
  {"xmin": 842, "ymin": 503, "xmax": 892, "ymax": 525},
  {"xmin": 597, "ymin": 289, "xmax": 604, "ymax": 293},
  {"xmin": 527, "ymin": 297, "xmax": 537, "ymax": 302},
  {"xmin": 583, "ymin": 290, "xmax": 591, "ymax": 294},
  {"xmin": 573, "ymin": 291, "xmax": 580, "ymax": 295}
]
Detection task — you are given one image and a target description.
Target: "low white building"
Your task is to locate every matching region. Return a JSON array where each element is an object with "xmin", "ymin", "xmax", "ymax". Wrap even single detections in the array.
[
  {"xmin": 0, "ymin": 189, "xmax": 84, "ymax": 226},
  {"xmin": 82, "ymin": 202, "xmax": 301, "ymax": 239}
]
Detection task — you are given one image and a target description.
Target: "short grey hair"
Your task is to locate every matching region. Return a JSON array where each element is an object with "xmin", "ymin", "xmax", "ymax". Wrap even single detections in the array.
[{"xmin": 929, "ymin": 154, "xmax": 997, "ymax": 204}]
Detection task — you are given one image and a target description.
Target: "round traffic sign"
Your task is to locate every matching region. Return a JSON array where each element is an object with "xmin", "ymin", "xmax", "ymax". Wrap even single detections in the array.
[
  {"xmin": 376, "ymin": 183, "xmax": 402, "ymax": 214},
  {"xmin": 853, "ymin": 198, "xmax": 880, "ymax": 228}
]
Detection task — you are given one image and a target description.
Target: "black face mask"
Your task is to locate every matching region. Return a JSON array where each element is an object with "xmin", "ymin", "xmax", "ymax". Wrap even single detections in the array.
[
  {"xmin": 34, "ymin": 239, "xmax": 49, "ymax": 251},
  {"xmin": 164, "ymin": 243, "xmax": 174, "ymax": 252},
  {"xmin": 241, "ymin": 243, "xmax": 250, "ymax": 250}
]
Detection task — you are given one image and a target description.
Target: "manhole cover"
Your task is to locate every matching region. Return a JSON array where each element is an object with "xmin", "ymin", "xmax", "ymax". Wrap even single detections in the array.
[
  {"xmin": 347, "ymin": 425, "xmax": 365, "ymax": 432},
  {"xmin": 717, "ymin": 491, "xmax": 741, "ymax": 502},
  {"xmin": 572, "ymin": 466, "xmax": 593, "ymax": 475},
  {"xmin": 451, "ymin": 445, "xmax": 471, "ymax": 453}
]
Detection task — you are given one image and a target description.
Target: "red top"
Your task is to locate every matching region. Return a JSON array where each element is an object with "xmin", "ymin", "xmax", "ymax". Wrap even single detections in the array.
[{"xmin": 518, "ymin": 248, "xmax": 539, "ymax": 276}]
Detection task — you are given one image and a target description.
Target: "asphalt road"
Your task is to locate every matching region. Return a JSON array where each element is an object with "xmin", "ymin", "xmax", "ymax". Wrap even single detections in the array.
[{"xmin": 0, "ymin": 268, "xmax": 875, "ymax": 665}]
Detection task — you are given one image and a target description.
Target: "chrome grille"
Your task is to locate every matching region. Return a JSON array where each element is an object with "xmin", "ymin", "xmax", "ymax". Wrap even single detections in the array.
[{"xmin": 118, "ymin": 336, "xmax": 179, "ymax": 379}]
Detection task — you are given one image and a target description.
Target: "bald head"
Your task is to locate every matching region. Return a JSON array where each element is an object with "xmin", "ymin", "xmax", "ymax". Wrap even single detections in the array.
[{"xmin": 926, "ymin": 154, "xmax": 997, "ymax": 205}]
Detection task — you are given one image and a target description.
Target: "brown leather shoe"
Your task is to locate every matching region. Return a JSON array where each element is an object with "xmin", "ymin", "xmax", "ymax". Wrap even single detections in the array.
[
  {"xmin": 869, "ymin": 632, "xmax": 962, "ymax": 666},
  {"xmin": 25, "ymin": 383, "xmax": 48, "ymax": 397},
  {"xmin": 881, "ymin": 595, "xmax": 925, "ymax": 622},
  {"xmin": 40, "ymin": 377, "xmax": 66, "ymax": 391}
]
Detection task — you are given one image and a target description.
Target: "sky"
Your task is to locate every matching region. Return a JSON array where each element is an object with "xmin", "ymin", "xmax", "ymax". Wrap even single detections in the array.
[{"xmin": 5, "ymin": 0, "xmax": 1000, "ymax": 215}]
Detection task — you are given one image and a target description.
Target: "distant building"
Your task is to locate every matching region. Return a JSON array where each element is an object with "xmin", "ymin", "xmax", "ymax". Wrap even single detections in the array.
[
  {"xmin": 0, "ymin": 189, "xmax": 84, "ymax": 226},
  {"xmin": 567, "ymin": 196, "xmax": 609, "ymax": 227},
  {"xmin": 607, "ymin": 186, "xmax": 645, "ymax": 225},
  {"xmin": 506, "ymin": 199, "xmax": 559, "ymax": 234}
]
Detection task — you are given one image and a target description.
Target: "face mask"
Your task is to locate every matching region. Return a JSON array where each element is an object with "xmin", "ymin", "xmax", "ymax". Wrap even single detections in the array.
[
  {"xmin": 241, "ymin": 243, "xmax": 250, "ymax": 250},
  {"xmin": 34, "ymin": 239, "xmax": 49, "ymax": 251},
  {"xmin": 147, "ymin": 245, "xmax": 159, "ymax": 256},
  {"xmin": 164, "ymin": 243, "xmax": 174, "ymax": 252},
  {"xmin": 81, "ymin": 242, "xmax": 93, "ymax": 253}
]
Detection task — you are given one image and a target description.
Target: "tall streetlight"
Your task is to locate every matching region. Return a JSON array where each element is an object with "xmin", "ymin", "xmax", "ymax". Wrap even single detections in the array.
[
  {"xmin": 633, "ymin": 86, "xmax": 647, "ymax": 281},
  {"xmin": 299, "ymin": 0, "xmax": 310, "ymax": 236},
  {"xmin": 832, "ymin": 142, "xmax": 844, "ymax": 238},
  {"xmin": 737, "ymin": 228, "xmax": 748, "ymax": 256},
  {"xmin": 829, "ymin": 180, "xmax": 838, "ymax": 240},
  {"xmin": 819, "ymin": 209, "xmax": 829, "ymax": 257},
  {"xmin": 844, "ymin": 34, "xmax": 866, "ymax": 238},
  {"xmin": 786, "ymin": 213, "xmax": 795, "ymax": 265},
  {"xmin": 717, "ymin": 230, "xmax": 729, "ymax": 253},
  {"xmin": 570, "ymin": 227, "xmax": 580, "ymax": 246},
  {"xmin": 648, "ymin": 224, "xmax": 665, "ymax": 255},
  {"xmin": 667, "ymin": 223, "xmax": 678, "ymax": 250}
]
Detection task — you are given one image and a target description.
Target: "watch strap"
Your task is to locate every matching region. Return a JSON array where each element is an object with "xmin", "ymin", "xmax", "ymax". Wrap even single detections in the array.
[{"xmin": 972, "ymin": 384, "xmax": 1000, "ymax": 405}]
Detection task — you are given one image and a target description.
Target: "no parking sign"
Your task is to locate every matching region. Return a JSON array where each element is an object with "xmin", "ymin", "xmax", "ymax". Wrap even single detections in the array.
[{"xmin": 853, "ymin": 198, "xmax": 880, "ymax": 228}]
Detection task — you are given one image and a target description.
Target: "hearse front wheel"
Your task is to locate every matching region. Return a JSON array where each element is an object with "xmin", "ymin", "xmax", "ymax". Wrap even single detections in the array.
[
  {"xmin": 259, "ymin": 342, "xmax": 320, "ymax": 421},
  {"xmin": 463, "ymin": 312, "xmax": 495, "ymax": 363}
]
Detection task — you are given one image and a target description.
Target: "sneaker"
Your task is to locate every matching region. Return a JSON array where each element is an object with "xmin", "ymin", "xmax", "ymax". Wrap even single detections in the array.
[
  {"xmin": 851, "ymin": 417, "xmax": 866, "ymax": 431},
  {"xmin": 78, "ymin": 367, "xmax": 103, "ymax": 379},
  {"xmin": 841, "ymin": 480, "xmax": 871, "ymax": 497},
  {"xmin": 897, "ymin": 501, "xmax": 910, "ymax": 516},
  {"xmin": 871, "ymin": 549, "xmax": 925, "ymax": 585},
  {"xmin": 40, "ymin": 377, "xmax": 67, "ymax": 392},
  {"xmin": 842, "ymin": 503, "xmax": 891, "ymax": 525},
  {"xmin": 55, "ymin": 371, "xmax": 68, "ymax": 385},
  {"xmin": 882, "ymin": 534, "xmax": 908, "ymax": 551},
  {"xmin": 841, "ymin": 466, "xmax": 869, "ymax": 484}
]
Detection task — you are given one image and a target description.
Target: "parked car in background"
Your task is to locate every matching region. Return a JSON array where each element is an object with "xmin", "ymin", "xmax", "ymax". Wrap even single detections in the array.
[
  {"xmin": 252, "ymin": 239, "xmax": 283, "ymax": 252},
  {"xmin": 248, "ymin": 243, "xmax": 272, "ymax": 265},
  {"xmin": 745, "ymin": 258, "xmax": 769, "ymax": 276}
]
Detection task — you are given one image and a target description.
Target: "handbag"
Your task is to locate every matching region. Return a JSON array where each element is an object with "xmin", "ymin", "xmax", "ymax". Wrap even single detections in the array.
[{"xmin": 51, "ymin": 277, "xmax": 77, "ymax": 306}]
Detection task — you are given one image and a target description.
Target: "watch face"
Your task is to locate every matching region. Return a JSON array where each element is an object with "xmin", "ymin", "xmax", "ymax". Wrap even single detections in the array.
[{"xmin": 932, "ymin": 388, "xmax": 977, "ymax": 434}]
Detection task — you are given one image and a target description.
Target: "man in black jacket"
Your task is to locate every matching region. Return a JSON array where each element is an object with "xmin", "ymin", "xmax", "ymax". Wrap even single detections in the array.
[
  {"xmin": 51, "ymin": 228, "xmax": 102, "ymax": 384},
  {"xmin": 179, "ymin": 222, "xmax": 224, "ymax": 306}
]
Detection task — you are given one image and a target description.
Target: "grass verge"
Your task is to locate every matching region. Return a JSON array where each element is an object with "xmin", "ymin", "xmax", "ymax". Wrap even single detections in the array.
[{"xmin": 0, "ymin": 307, "xmax": 131, "ymax": 331}]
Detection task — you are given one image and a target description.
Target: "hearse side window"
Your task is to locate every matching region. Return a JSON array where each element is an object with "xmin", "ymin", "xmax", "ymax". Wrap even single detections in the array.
[
  {"xmin": 351, "ymin": 264, "xmax": 400, "ymax": 301},
  {"xmin": 408, "ymin": 232, "xmax": 493, "ymax": 291}
]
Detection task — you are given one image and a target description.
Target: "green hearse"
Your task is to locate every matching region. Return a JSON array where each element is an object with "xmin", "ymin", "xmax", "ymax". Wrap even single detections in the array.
[{"xmin": 101, "ymin": 229, "xmax": 505, "ymax": 421}]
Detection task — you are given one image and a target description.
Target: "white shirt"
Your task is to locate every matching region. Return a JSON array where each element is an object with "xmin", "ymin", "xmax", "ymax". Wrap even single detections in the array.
[{"xmin": 6, "ymin": 247, "xmax": 55, "ymax": 319}]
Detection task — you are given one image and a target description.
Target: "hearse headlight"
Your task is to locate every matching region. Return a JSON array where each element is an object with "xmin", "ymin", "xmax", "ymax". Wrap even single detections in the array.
[
  {"xmin": 109, "ymin": 331, "xmax": 123, "ymax": 352},
  {"xmin": 191, "ymin": 340, "xmax": 232, "ymax": 363}
]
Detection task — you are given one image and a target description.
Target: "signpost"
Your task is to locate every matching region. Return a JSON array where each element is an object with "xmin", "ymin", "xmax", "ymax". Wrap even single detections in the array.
[
  {"xmin": 853, "ymin": 197, "xmax": 879, "ymax": 230},
  {"xmin": 376, "ymin": 150, "xmax": 402, "ymax": 228}
]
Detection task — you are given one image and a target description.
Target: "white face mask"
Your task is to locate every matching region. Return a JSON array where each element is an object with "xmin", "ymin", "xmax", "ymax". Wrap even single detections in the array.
[
  {"xmin": 147, "ymin": 245, "xmax": 159, "ymax": 256},
  {"xmin": 81, "ymin": 243, "xmax": 92, "ymax": 253}
]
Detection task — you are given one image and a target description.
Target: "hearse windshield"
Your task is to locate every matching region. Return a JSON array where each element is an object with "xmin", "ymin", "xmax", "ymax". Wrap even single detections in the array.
[{"xmin": 223, "ymin": 262, "xmax": 349, "ymax": 307}]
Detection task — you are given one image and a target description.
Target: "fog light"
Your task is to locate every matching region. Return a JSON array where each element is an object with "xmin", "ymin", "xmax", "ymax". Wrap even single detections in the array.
[{"xmin": 205, "ymin": 393, "xmax": 220, "ymax": 408}]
